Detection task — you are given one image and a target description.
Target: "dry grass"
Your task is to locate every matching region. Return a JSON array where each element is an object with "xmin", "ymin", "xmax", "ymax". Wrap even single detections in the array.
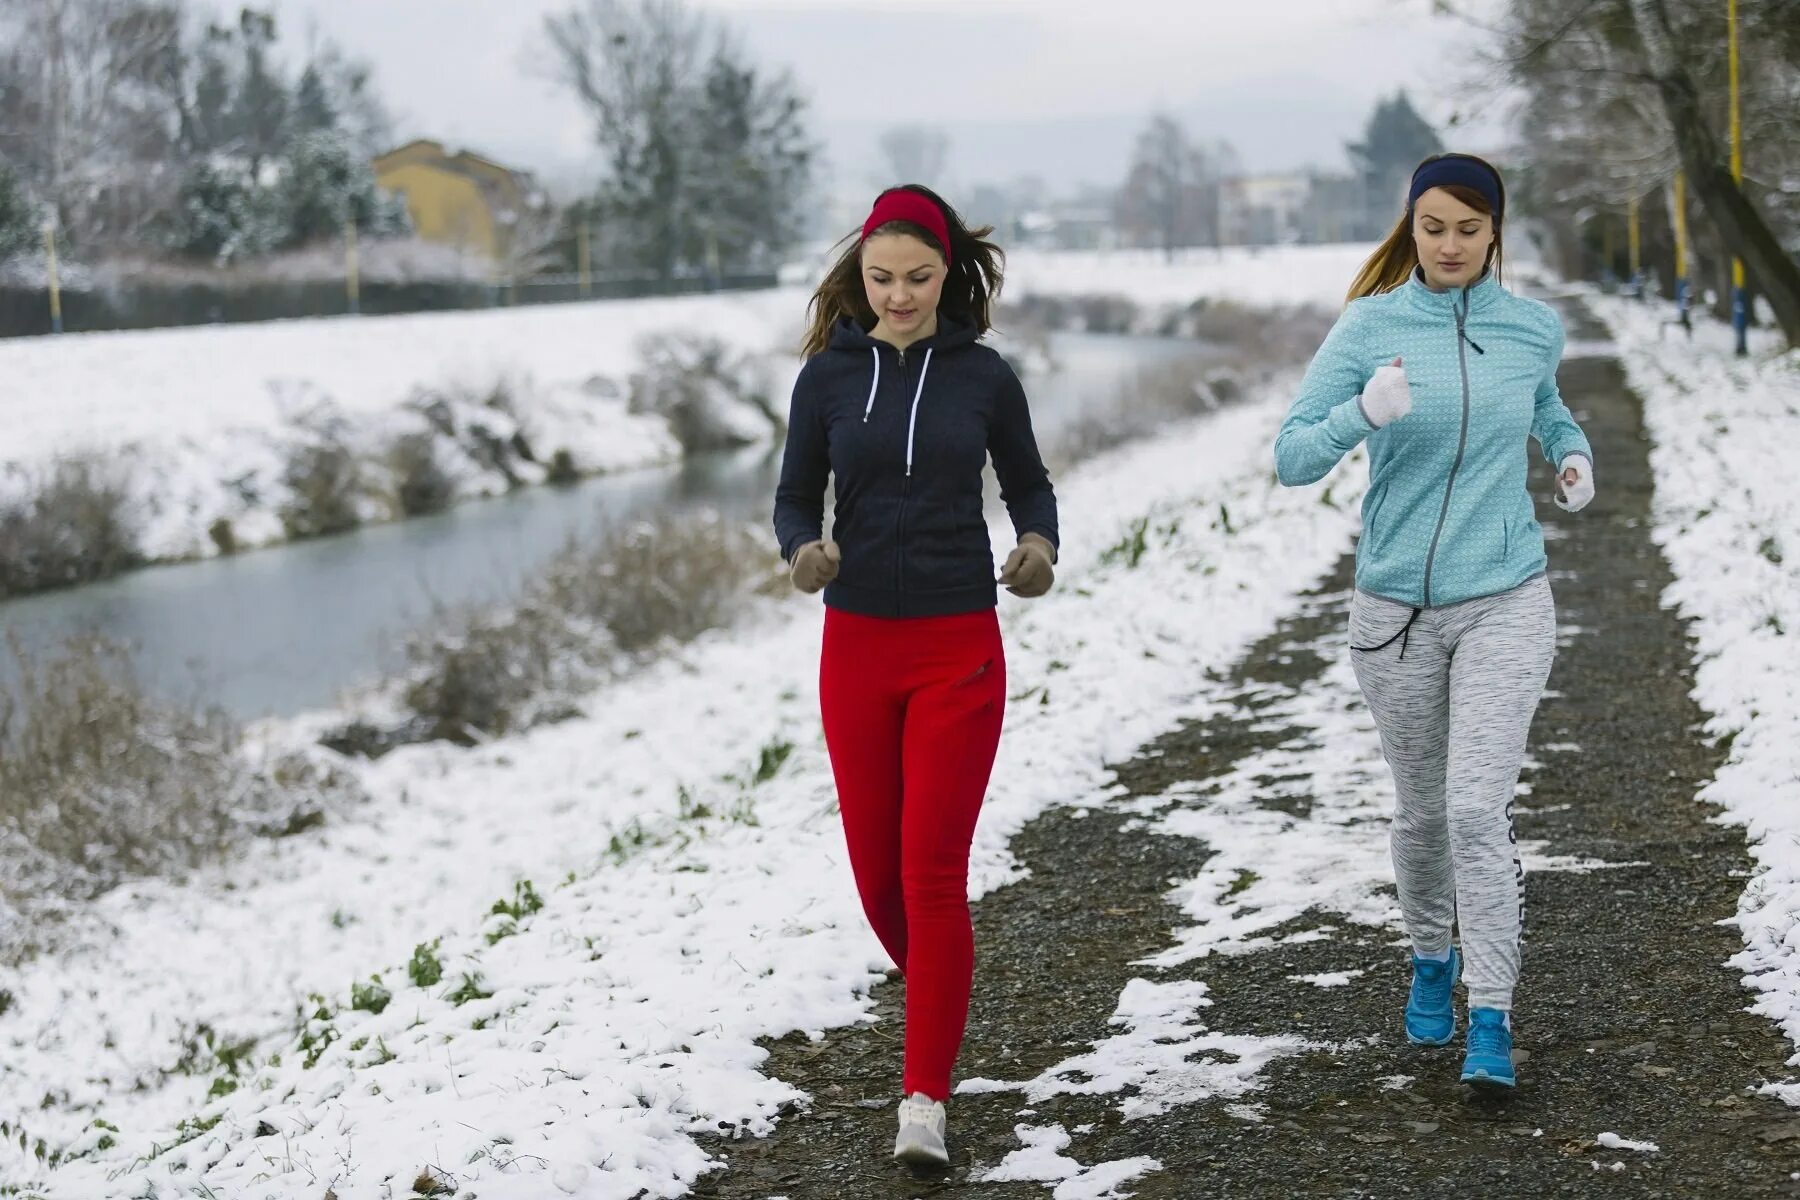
[
  {"xmin": 0, "ymin": 634, "xmax": 363, "ymax": 957},
  {"xmin": 386, "ymin": 431, "xmax": 457, "ymax": 518},
  {"xmin": 280, "ymin": 437, "xmax": 368, "ymax": 539},
  {"xmin": 628, "ymin": 333, "xmax": 776, "ymax": 452},
  {"xmin": 0, "ymin": 458, "xmax": 142, "ymax": 599},
  {"xmin": 393, "ymin": 511, "xmax": 780, "ymax": 745}
]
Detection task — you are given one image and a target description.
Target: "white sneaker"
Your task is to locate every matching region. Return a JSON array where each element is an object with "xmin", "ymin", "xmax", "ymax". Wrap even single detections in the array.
[{"xmin": 892, "ymin": 1092, "xmax": 948, "ymax": 1167}]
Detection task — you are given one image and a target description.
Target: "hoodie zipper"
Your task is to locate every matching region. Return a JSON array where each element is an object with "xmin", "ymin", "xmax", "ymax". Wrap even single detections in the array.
[
  {"xmin": 1421, "ymin": 288, "xmax": 1475, "ymax": 606},
  {"xmin": 894, "ymin": 345, "xmax": 909, "ymax": 605}
]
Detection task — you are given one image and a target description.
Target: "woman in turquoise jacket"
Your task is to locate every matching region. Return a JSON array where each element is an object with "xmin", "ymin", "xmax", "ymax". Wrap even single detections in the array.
[{"xmin": 1275, "ymin": 153, "xmax": 1594, "ymax": 1091}]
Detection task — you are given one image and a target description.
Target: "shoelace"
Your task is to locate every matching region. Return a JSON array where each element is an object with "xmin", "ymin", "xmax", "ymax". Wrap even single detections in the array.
[
  {"xmin": 1466, "ymin": 1018, "xmax": 1510, "ymax": 1056},
  {"xmin": 1413, "ymin": 960, "xmax": 1452, "ymax": 1003},
  {"xmin": 901, "ymin": 1098, "xmax": 941, "ymax": 1126}
]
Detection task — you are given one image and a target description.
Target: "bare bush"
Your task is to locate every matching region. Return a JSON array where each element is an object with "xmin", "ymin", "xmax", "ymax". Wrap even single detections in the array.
[
  {"xmin": 280, "ymin": 438, "xmax": 368, "ymax": 539},
  {"xmin": 629, "ymin": 333, "xmax": 776, "ymax": 453},
  {"xmin": 0, "ymin": 458, "xmax": 141, "ymax": 598},
  {"xmin": 390, "ymin": 511, "xmax": 779, "ymax": 746},
  {"xmin": 387, "ymin": 432, "xmax": 456, "ymax": 517},
  {"xmin": 0, "ymin": 635, "xmax": 363, "ymax": 955}
]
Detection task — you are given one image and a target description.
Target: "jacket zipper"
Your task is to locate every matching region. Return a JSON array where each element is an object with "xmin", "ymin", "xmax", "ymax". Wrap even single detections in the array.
[
  {"xmin": 893, "ymin": 345, "xmax": 909, "ymax": 607},
  {"xmin": 1421, "ymin": 289, "xmax": 1474, "ymax": 607}
]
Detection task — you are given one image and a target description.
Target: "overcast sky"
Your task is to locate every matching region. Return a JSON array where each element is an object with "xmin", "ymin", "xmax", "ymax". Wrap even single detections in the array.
[{"xmin": 256, "ymin": 0, "xmax": 1509, "ymax": 200}]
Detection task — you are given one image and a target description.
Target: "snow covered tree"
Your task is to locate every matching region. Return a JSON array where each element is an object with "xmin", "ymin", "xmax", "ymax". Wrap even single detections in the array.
[
  {"xmin": 292, "ymin": 62, "xmax": 334, "ymax": 135},
  {"xmin": 0, "ymin": 0, "xmax": 188, "ymax": 247},
  {"xmin": 275, "ymin": 128, "xmax": 407, "ymax": 248},
  {"xmin": 541, "ymin": 0, "xmax": 815, "ymax": 279},
  {"xmin": 225, "ymin": 7, "xmax": 286, "ymax": 175},
  {"xmin": 167, "ymin": 156, "xmax": 277, "ymax": 261},
  {"xmin": 0, "ymin": 157, "xmax": 41, "ymax": 261}
]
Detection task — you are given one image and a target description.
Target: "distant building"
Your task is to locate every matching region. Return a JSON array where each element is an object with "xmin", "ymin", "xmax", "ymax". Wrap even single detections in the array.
[
  {"xmin": 372, "ymin": 140, "xmax": 547, "ymax": 262},
  {"xmin": 1220, "ymin": 174, "xmax": 1312, "ymax": 246}
]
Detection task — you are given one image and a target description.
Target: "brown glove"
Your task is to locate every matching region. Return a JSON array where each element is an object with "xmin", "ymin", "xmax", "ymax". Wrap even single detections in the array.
[
  {"xmin": 999, "ymin": 532, "xmax": 1056, "ymax": 598},
  {"xmin": 790, "ymin": 539, "xmax": 841, "ymax": 594}
]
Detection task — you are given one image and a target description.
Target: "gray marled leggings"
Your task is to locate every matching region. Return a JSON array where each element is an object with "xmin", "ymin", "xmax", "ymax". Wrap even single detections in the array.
[{"xmin": 1349, "ymin": 575, "xmax": 1557, "ymax": 1012}]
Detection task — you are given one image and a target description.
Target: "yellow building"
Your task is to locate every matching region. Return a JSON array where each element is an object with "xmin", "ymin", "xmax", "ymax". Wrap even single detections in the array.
[{"xmin": 372, "ymin": 140, "xmax": 545, "ymax": 262}]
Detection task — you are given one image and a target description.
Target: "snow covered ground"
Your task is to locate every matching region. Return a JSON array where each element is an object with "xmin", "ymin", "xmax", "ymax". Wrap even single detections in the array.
[
  {"xmin": 1004, "ymin": 244, "xmax": 1372, "ymax": 310},
  {"xmin": 1590, "ymin": 295, "xmax": 1800, "ymax": 1105}
]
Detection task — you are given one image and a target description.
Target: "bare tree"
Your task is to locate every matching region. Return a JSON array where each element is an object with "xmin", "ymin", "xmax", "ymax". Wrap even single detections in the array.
[
  {"xmin": 877, "ymin": 124, "xmax": 949, "ymax": 187},
  {"xmin": 1115, "ymin": 113, "xmax": 1236, "ymax": 260},
  {"xmin": 1485, "ymin": 0, "xmax": 1800, "ymax": 343},
  {"xmin": 1626, "ymin": 0, "xmax": 1800, "ymax": 343},
  {"xmin": 540, "ymin": 0, "xmax": 814, "ymax": 279},
  {"xmin": 0, "ymin": 0, "xmax": 186, "ymax": 245}
]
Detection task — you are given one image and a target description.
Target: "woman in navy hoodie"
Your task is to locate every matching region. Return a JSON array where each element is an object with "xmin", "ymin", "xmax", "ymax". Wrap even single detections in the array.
[{"xmin": 773, "ymin": 184, "xmax": 1059, "ymax": 1168}]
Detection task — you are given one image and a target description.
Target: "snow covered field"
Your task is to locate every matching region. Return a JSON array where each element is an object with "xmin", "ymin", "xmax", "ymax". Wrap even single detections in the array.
[
  {"xmin": 0, "ymin": 289, "xmax": 807, "ymax": 562},
  {"xmin": 1004, "ymin": 244, "xmax": 1372, "ymax": 310},
  {"xmin": 1590, "ymin": 295, "xmax": 1800, "ymax": 1103}
]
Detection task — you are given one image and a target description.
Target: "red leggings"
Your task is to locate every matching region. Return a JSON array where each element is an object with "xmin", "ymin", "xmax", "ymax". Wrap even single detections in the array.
[{"xmin": 819, "ymin": 606, "xmax": 1007, "ymax": 1101}]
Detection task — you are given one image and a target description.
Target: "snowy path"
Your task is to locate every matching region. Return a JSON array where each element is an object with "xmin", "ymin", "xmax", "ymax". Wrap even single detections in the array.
[{"xmin": 685, "ymin": 299, "xmax": 1800, "ymax": 1199}]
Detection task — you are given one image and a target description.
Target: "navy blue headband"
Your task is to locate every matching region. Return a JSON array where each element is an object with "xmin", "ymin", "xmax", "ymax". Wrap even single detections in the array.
[{"xmin": 1408, "ymin": 157, "xmax": 1503, "ymax": 221}]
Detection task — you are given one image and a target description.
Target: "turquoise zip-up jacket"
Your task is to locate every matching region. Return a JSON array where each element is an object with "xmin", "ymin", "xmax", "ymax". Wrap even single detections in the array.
[{"xmin": 1274, "ymin": 270, "xmax": 1592, "ymax": 609}]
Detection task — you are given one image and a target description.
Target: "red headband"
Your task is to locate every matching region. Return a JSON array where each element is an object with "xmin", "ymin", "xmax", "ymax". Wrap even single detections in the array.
[{"xmin": 860, "ymin": 190, "xmax": 952, "ymax": 266}]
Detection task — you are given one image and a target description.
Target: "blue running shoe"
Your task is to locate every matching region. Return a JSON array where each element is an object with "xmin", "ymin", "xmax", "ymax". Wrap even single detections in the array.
[
  {"xmin": 1461, "ymin": 1007, "xmax": 1516, "ymax": 1089},
  {"xmin": 1404, "ymin": 948, "xmax": 1459, "ymax": 1046}
]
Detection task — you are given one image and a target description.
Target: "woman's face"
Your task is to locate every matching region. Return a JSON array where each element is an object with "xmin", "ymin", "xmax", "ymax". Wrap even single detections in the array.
[
  {"xmin": 862, "ymin": 232, "xmax": 946, "ymax": 342},
  {"xmin": 1412, "ymin": 187, "xmax": 1495, "ymax": 291}
]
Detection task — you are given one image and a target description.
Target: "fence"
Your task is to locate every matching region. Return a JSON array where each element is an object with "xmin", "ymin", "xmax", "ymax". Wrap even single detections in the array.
[{"xmin": 0, "ymin": 269, "xmax": 781, "ymax": 339}]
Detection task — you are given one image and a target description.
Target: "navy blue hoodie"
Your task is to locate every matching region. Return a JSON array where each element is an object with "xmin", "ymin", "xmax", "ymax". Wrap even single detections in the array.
[{"xmin": 773, "ymin": 315, "xmax": 1059, "ymax": 618}]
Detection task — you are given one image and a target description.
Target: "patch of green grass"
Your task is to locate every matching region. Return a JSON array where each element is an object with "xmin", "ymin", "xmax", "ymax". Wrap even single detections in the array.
[
  {"xmin": 677, "ymin": 785, "xmax": 712, "ymax": 822},
  {"xmin": 351, "ymin": 977, "xmax": 392, "ymax": 1015},
  {"xmin": 1225, "ymin": 869, "xmax": 1260, "ymax": 899},
  {"xmin": 446, "ymin": 975, "xmax": 492, "ymax": 1006},
  {"xmin": 490, "ymin": 879, "xmax": 544, "ymax": 922},
  {"xmin": 408, "ymin": 940, "xmax": 444, "ymax": 989},
  {"xmin": 1101, "ymin": 517, "xmax": 1151, "ymax": 569},
  {"xmin": 751, "ymin": 737, "xmax": 794, "ymax": 785}
]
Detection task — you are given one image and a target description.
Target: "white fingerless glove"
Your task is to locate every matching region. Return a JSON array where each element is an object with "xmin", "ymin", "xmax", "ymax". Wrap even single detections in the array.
[
  {"xmin": 1359, "ymin": 357, "xmax": 1413, "ymax": 428},
  {"xmin": 1556, "ymin": 455, "xmax": 1594, "ymax": 513}
]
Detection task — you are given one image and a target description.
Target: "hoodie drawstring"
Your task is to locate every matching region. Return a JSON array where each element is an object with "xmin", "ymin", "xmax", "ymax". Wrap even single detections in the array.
[
  {"xmin": 862, "ymin": 346, "xmax": 880, "ymax": 421},
  {"xmin": 904, "ymin": 348, "xmax": 934, "ymax": 477},
  {"xmin": 860, "ymin": 343, "xmax": 935, "ymax": 475},
  {"xmin": 1353, "ymin": 605, "xmax": 1422, "ymax": 659}
]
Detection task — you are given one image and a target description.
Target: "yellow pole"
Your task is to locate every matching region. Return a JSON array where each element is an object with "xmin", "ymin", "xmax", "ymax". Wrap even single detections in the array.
[
  {"xmin": 1673, "ymin": 173, "xmax": 1688, "ymax": 281},
  {"xmin": 1673, "ymin": 171, "xmax": 1690, "ymax": 319},
  {"xmin": 1729, "ymin": 0, "xmax": 1747, "ymax": 353},
  {"xmin": 578, "ymin": 222, "xmax": 592, "ymax": 297},
  {"xmin": 345, "ymin": 217, "xmax": 361, "ymax": 316},
  {"xmin": 44, "ymin": 224, "xmax": 62, "ymax": 334},
  {"xmin": 1628, "ymin": 195, "xmax": 1641, "ymax": 295}
]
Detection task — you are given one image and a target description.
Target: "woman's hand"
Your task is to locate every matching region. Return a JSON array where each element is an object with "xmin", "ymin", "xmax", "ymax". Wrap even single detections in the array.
[
  {"xmin": 999, "ymin": 533, "xmax": 1056, "ymax": 598},
  {"xmin": 790, "ymin": 539, "xmax": 841, "ymax": 593},
  {"xmin": 1360, "ymin": 357, "xmax": 1413, "ymax": 428},
  {"xmin": 1555, "ymin": 456, "xmax": 1594, "ymax": 513}
]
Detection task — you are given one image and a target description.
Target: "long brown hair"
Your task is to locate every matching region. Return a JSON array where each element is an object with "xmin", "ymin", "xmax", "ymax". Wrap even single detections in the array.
[
  {"xmin": 800, "ymin": 184, "xmax": 1006, "ymax": 358},
  {"xmin": 1345, "ymin": 153, "xmax": 1507, "ymax": 304}
]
